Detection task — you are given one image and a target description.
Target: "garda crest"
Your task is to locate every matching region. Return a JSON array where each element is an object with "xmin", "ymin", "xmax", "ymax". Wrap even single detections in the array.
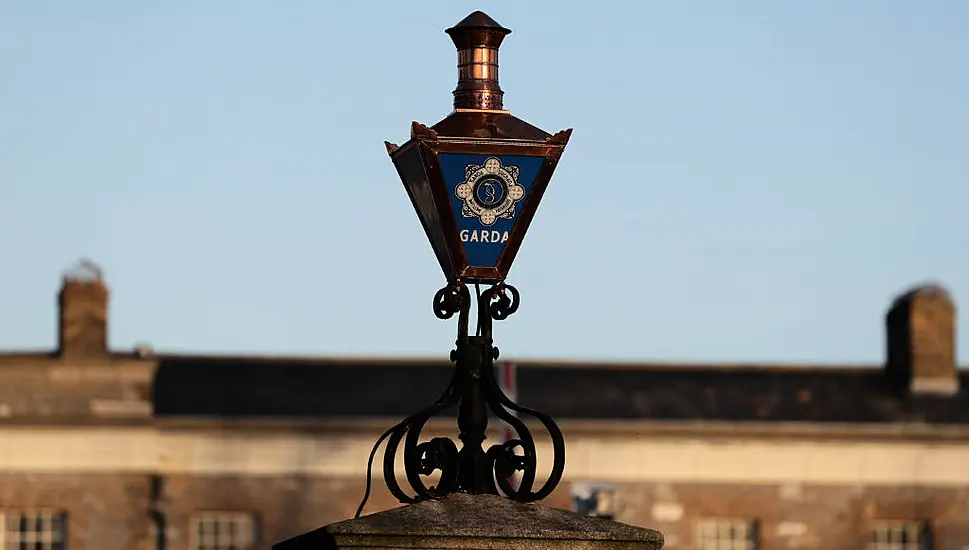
[{"xmin": 455, "ymin": 157, "xmax": 525, "ymax": 226}]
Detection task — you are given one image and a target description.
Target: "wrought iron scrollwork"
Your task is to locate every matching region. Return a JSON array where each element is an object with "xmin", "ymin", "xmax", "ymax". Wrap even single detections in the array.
[{"xmin": 355, "ymin": 282, "xmax": 566, "ymax": 517}]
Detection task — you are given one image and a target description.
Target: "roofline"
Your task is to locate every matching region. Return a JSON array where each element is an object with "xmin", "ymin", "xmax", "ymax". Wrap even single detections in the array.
[
  {"xmin": 6, "ymin": 416, "xmax": 969, "ymax": 443},
  {"xmin": 560, "ymin": 419, "xmax": 969, "ymax": 443},
  {"xmin": 153, "ymin": 351, "xmax": 889, "ymax": 373},
  {"xmin": 0, "ymin": 351, "xmax": 156, "ymax": 365},
  {"xmin": 155, "ymin": 352, "xmax": 453, "ymax": 367},
  {"xmin": 1, "ymin": 349, "xmax": 967, "ymax": 374},
  {"xmin": 0, "ymin": 350, "xmax": 57, "ymax": 359},
  {"xmin": 502, "ymin": 359, "xmax": 887, "ymax": 373}
]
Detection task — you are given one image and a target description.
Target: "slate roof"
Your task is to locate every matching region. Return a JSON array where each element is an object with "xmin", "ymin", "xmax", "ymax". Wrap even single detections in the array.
[{"xmin": 152, "ymin": 355, "xmax": 969, "ymax": 425}]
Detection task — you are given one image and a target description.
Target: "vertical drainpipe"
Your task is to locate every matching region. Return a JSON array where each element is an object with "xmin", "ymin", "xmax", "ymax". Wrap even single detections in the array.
[{"xmin": 149, "ymin": 475, "xmax": 167, "ymax": 550}]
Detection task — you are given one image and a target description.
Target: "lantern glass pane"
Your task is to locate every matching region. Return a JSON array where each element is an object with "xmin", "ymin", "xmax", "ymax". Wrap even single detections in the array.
[{"xmin": 394, "ymin": 144, "xmax": 454, "ymax": 276}]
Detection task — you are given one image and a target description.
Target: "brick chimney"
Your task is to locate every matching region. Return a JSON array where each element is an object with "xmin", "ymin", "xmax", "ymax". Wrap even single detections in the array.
[
  {"xmin": 58, "ymin": 259, "xmax": 109, "ymax": 359},
  {"xmin": 886, "ymin": 284, "xmax": 958, "ymax": 395}
]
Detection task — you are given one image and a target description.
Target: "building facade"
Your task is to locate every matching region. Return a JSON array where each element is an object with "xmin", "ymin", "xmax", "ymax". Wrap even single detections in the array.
[{"xmin": 0, "ymin": 262, "xmax": 966, "ymax": 550}]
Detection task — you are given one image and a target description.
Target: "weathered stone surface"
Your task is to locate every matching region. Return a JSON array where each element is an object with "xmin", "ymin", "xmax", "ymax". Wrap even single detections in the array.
[{"xmin": 274, "ymin": 493, "xmax": 664, "ymax": 550}]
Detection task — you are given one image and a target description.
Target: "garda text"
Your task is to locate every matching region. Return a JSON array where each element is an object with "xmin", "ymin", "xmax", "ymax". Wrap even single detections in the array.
[{"xmin": 460, "ymin": 229, "xmax": 510, "ymax": 243}]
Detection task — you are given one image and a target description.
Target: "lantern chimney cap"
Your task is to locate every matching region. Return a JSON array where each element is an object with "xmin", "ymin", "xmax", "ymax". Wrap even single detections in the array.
[{"xmin": 445, "ymin": 11, "xmax": 511, "ymax": 46}]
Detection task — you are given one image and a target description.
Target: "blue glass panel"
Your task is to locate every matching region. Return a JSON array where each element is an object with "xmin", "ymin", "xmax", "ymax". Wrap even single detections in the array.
[{"xmin": 438, "ymin": 153, "xmax": 545, "ymax": 268}]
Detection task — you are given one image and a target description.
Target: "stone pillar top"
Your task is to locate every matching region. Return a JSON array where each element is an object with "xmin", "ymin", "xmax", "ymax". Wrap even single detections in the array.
[{"xmin": 274, "ymin": 493, "xmax": 664, "ymax": 550}]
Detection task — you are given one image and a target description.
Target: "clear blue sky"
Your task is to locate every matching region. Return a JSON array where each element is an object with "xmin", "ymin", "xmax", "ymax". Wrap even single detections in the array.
[{"xmin": 1, "ymin": 1, "xmax": 966, "ymax": 364}]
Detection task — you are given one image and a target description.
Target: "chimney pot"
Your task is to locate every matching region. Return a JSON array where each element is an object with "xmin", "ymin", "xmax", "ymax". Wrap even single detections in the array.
[
  {"xmin": 886, "ymin": 284, "xmax": 958, "ymax": 395},
  {"xmin": 58, "ymin": 259, "xmax": 109, "ymax": 360}
]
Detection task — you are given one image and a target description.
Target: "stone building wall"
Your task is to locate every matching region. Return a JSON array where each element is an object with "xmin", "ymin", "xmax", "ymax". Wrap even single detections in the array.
[
  {"xmin": 593, "ymin": 481, "xmax": 969, "ymax": 550},
  {"xmin": 4, "ymin": 472, "xmax": 969, "ymax": 550},
  {"xmin": 0, "ymin": 472, "xmax": 401, "ymax": 550},
  {"xmin": 0, "ymin": 473, "xmax": 152, "ymax": 550}
]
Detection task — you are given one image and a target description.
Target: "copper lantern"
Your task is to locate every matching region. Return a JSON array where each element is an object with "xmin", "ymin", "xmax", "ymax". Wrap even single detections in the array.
[{"xmin": 385, "ymin": 11, "xmax": 572, "ymax": 285}]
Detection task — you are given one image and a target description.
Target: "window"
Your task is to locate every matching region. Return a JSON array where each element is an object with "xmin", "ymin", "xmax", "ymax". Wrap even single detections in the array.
[
  {"xmin": 193, "ymin": 512, "xmax": 257, "ymax": 550},
  {"xmin": 571, "ymin": 484, "xmax": 617, "ymax": 520},
  {"xmin": 868, "ymin": 521, "xmax": 931, "ymax": 550},
  {"xmin": 696, "ymin": 519, "xmax": 758, "ymax": 550},
  {"xmin": 0, "ymin": 509, "xmax": 67, "ymax": 550}
]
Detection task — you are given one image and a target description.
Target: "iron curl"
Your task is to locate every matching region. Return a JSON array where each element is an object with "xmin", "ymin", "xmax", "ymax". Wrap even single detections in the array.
[
  {"xmin": 357, "ymin": 281, "xmax": 565, "ymax": 516},
  {"xmin": 433, "ymin": 283, "xmax": 469, "ymax": 320},
  {"xmin": 483, "ymin": 282, "xmax": 520, "ymax": 320}
]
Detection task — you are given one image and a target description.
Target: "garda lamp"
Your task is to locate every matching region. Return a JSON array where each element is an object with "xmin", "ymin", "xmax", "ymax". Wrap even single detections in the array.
[
  {"xmin": 384, "ymin": 10, "xmax": 572, "ymax": 285},
  {"xmin": 358, "ymin": 11, "xmax": 570, "ymax": 514}
]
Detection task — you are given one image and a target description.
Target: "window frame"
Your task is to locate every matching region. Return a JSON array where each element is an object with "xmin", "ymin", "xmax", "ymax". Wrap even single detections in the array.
[
  {"xmin": 190, "ymin": 511, "xmax": 259, "ymax": 550},
  {"xmin": 867, "ymin": 520, "xmax": 932, "ymax": 550},
  {"xmin": 0, "ymin": 508, "xmax": 68, "ymax": 550},
  {"xmin": 695, "ymin": 517, "xmax": 759, "ymax": 550}
]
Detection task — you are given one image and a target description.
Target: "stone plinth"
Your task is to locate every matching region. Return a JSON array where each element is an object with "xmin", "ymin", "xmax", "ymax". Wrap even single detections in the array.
[{"xmin": 273, "ymin": 493, "xmax": 663, "ymax": 550}]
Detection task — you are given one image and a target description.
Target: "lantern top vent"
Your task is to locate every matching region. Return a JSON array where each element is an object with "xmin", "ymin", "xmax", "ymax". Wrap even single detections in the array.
[{"xmin": 445, "ymin": 11, "xmax": 512, "ymax": 112}]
